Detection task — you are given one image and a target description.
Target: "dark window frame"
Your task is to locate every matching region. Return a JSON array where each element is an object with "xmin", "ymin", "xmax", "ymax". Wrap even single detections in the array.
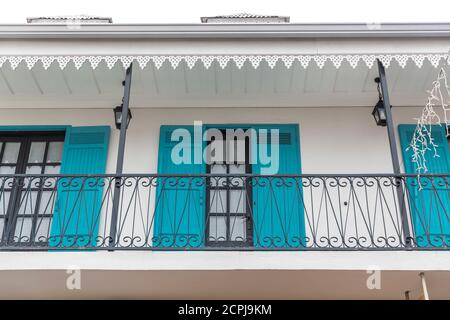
[
  {"xmin": 205, "ymin": 130, "xmax": 253, "ymax": 247},
  {"xmin": 0, "ymin": 131, "xmax": 65, "ymax": 246}
]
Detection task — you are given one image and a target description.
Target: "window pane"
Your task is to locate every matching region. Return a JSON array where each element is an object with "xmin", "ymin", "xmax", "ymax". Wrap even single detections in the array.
[
  {"xmin": 42, "ymin": 169, "xmax": 59, "ymax": 188},
  {"xmin": 38, "ymin": 191, "xmax": 56, "ymax": 215},
  {"xmin": 230, "ymin": 216, "xmax": 246, "ymax": 241},
  {"xmin": 2, "ymin": 142, "xmax": 20, "ymax": 164},
  {"xmin": 208, "ymin": 139, "xmax": 225, "ymax": 163},
  {"xmin": 44, "ymin": 165, "xmax": 60, "ymax": 174},
  {"xmin": 34, "ymin": 217, "xmax": 51, "ymax": 241},
  {"xmin": 24, "ymin": 167, "xmax": 41, "ymax": 188},
  {"xmin": 0, "ymin": 191, "xmax": 10, "ymax": 216},
  {"xmin": 228, "ymin": 138, "xmax": 246, "ymax": 164},
  {"xmin": 28, "ymin": 142, "xmax": 45, "ymax": 163},
  {"xmin": 209, "ymin": 216, "xmax": 227, "ymax": 241},
  {"xmin": 0, "ymin": 166, "xmax": 16, "ymax": 174},
  {"xmin": 17, "ymin": 191, "xmax": 38, "ymax": 215},
  {"xmin": 230, "ymin": 190, "xmax": 245, "ymax": 214},
  {"xmin": 209, "ymin": 189, "xmax": 227, "ymax": 213},
  {"xmin": 230, "ymin": 164, "xmax": 246, "ymax": 186},
  {"xmin": 0, "ymin": 218, "xmax": 3, "ymax": 239},
  {"xmin": 14, "ymin": 217, "xmax": 33, "ymax": 241},
  {"xmin": 47, "ymin": 142, "xmax": 63, "ymax": 163},
  {"xmin": 210, "ymin": 164, "xmax": 227, "ymax": 187}
]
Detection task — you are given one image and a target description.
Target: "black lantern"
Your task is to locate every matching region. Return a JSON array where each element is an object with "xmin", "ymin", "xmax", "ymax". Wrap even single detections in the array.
[
  {"xmin": 372, "ymin": 77, "xmax": 388, "ymax": 127},
  {"xmin": 372, "ymin": 98, "xmax": 387, "ymax": 126},
  {"xmin": 113, "ymin": 104, "xmax": 132, "ymax": 130}
]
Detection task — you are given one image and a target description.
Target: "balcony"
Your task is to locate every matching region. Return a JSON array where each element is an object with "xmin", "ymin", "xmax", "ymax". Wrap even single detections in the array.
[{"xmin": 0, "ymin": 173, "xmax": 448, "ymax": 250}]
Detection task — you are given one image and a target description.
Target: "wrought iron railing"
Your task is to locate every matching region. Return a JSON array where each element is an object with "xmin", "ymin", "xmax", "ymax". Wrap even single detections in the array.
[{"xmin": 0, "ymin": 174, "xmax": 448, "ymax": 250}]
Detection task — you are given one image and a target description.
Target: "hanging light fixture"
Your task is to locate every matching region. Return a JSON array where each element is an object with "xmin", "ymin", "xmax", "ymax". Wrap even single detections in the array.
[
  {"xmin": 372, "ymin": 77, "xmax": 389, "ymax": 126},
  {"xmin": 113, "ymin": 103, "xmax": 132, "ymax": 130}
]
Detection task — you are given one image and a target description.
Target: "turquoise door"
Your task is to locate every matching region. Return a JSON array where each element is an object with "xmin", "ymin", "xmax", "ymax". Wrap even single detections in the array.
[
  {"xmin": 399, "ymin": 124, "xmax": 450, "ymax": 247},
  {"xmin": 49, "ymin": 126, "xmax": 110, "ymax": 248},
  {"xmin": 252, "ymin": 124, "xmax": 305, "ymax": 248},
  {"xmin": 154, "ymin": 124, "xmax": 304, "ymax": 249},
  {"xmin": 154, "ymin": 125, "xmax": 206, "ymax": 248}
]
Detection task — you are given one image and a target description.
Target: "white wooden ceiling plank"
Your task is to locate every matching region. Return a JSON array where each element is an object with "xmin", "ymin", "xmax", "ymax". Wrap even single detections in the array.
[
  {"xmin": 214, "ymin": 62, "xmax": 232, "ymax": 95},
  {"xmin": 0, "ymin": 70, "xmax": 13, "ymax": 95},
  {"xmin": 31, "ymin": 63, "xmax": 69, "ymax": 95},
  {"xmin": 304, "ymin": 64, "xmax": 323, "ymax": 93},
  {"xmin": 244, "ymin": 61, "xmax": 262, "ymax": 94},
  {"xmin": 259, "ymin": 61, "xmax": 275, "ymax": 95},
  {"xmin": 62, "ymin": 63, "xmax": 99, "ymax": 95},
  {"xmin": 230, "ymin": 63, "xmax": 246, "ymax": 95},
  {"xmin": 289, "ymin": 61, "xmax": 306, "ymax": 94},
  {"xmin": 319, "ymin": 62, "xmax": 338, "ymax": 93},
  {"xmin": 92, "ymin": 64, "xmax": 124, "ymax": 95},
  {"xmin": 185, "ymin": 62, "xmax": 216, "ymax": 95},
  {"xmin": 274, "ymin": 62, "xmax": 293, "ymax": 94},
  {"xmin": 1, "ymin": 63, "xmax": 41, "ymax": 95}
]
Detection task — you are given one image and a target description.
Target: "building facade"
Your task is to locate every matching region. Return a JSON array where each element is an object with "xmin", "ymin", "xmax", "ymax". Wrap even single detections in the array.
[{"xmin": 0, "ymin": 17, "xmax": 449, "ymax": 299}]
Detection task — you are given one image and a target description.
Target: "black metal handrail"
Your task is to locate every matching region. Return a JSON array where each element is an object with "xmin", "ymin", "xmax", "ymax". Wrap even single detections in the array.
[{"xmin": 0, "ymin": 174, "xmax": 448, "ymax": 250}]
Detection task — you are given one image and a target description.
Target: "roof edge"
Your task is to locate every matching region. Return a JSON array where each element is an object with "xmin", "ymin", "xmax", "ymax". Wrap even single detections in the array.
[{"xmin": 1, "ymin": 23, "xmax": 450, "ymax": 39}]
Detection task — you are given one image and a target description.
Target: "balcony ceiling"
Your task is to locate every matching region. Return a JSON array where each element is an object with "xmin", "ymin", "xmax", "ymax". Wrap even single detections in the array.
[{"xmin": 0, "ymin": 58, "xmax": 441, "ymax": 109}]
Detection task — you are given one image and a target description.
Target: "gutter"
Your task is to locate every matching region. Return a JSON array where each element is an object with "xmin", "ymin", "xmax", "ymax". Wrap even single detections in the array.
[{"xmin": 1, "ymin": 23, "xmax": 450, "ymax": 39}]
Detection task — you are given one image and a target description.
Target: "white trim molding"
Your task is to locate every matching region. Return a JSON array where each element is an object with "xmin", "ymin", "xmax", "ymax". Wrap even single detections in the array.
[{"xmin": 0, "ymin": 53, "xmax": 448, "ymax": 70}]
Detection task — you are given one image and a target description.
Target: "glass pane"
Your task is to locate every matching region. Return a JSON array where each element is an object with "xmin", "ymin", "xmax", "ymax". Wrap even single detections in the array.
[
  {"xmin": 0, "ymin": 218, "xmax": 3, "ymax": 239},
  {"xmin": 0, "ymin": 191, "xmax": 10, "ymax": 216},
  {"xmin": 24, "ymin": 167, "xmax": 42, "ymax": 188},
  {"xmin": 209, "ymin": 216, "xmax": 227, "ymax": 241},
  {"xmin": 229, "ymin": 138, "xmax": 246, "ymax": 164},
  {"xmin": 42, "ymin": 169, "xmax": 59, "ymax": 188},
  {"xmin": 230, "ymin": 164, "xmax": 245, "ymax": 186},
  {"xmin": 210, "ymin": 164, "xmax": 227, "ymax": 187},
  {"xmin": 208, "ymin": 139, "xmax": 225, "ymax": 163},
  {"xmin": 28, "ymin": 142, "xmax": 45, "ymax": 163},
  {"xmin": 26, "ymin": 165, "xmax": 41, "ymax": 174},
  {"xmin": 230, "ymin": 190, "xmax": 245, "ymax": 214},
  {"xmin": 38, "ymin": 191, "xmax": 56, "ymax": 215},
  {"xmin": 209, "ymin": 190, "xmax": 227, "ymax": 213},
  {"xmin": 2, "ymin": 142, "xmax": 20, "ymax": 164},
  {"xmin": 14, "ymin": 217, "xmax": 33, "ymax": 241},
  {"xmin": 17, "ymin": 191, "xmax": 38, "ymax": 215},
  {"xmin": 44, "ymin": 165, "xmax": 60, "ymax": 174},
  {"xmin": 230, "ymin": 216, "xmax": 246, "ymax": 241},
  {"xmin": 0, "ymin": 166, "xmax": 16, "ymax": 174},
  {"xmin": 34, "ymin": 217, "xmax": 51, "ymax": 241},
  {"xmin": 47, "ymin": 142, "xmax": 63, "ymax": 163}
]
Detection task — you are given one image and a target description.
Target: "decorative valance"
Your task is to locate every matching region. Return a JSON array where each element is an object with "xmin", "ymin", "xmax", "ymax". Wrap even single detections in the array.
[{"xmin": 0, "ymin": 53, "xmax": 448, "ymax": 70}]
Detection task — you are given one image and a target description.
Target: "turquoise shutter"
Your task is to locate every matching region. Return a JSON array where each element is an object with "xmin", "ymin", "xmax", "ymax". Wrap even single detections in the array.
[
  {"xmin": 252, "ymin": 124, "xmax": 305, "ymax": 248},
  {"xmin": 154, "ymin": 125, "xmax": 206, "ymax": 248},
  {"xmin": 49, "ymin": 126, "xmax": 110, "ymax": 248},
  {"xmin": 399, "ymin": 124, "xmax": 450, "ymax": 247}
]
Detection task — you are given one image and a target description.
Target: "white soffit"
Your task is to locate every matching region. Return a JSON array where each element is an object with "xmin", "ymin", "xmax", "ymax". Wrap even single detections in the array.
[
  {"xmin": 0, "ymin": 53, "xmax": 448, "ymax": 70},
  {"xmin": 0, "ymin": 54, "xmax": 443, "ymax": 109}
]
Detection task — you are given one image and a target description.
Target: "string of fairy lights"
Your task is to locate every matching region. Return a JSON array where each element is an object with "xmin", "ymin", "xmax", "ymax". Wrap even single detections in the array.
[{"xmin": 407, "ymin": 52, "xmax": 450, "ymax": 178}]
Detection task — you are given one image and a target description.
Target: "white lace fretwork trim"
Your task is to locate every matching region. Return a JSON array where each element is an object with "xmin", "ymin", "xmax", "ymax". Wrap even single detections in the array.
[{"xmin": 0, "ymin": 54, "xmax": 448, "ymax": 70}]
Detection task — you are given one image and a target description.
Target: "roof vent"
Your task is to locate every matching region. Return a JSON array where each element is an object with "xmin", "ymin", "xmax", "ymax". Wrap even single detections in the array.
[
  {"xmin": 201, "ymin": 13, "xmax": 289, "ymax": 24},
  {"xmin": 26, "ymin": 15, "xmax": 113, "ymax": 24}
]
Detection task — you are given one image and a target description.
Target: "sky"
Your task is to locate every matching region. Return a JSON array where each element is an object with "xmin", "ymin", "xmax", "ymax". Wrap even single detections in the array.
[{"xmin": 1, "ymin": 0, "xmax": 450, "ymax": 24}]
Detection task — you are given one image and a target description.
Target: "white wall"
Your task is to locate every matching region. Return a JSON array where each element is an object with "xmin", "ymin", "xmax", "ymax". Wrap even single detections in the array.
[
  {"xmin": 0, "ymin": 106, "xmax": 427, "ymax": 247},
  {"xmin": 0, "ymin": 106, "xmax": 423, "ymax": 174}
]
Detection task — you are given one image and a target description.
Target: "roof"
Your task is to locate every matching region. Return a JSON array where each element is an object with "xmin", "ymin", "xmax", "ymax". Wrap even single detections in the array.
[
  {"xmin": 26, "ymin": 15, "xmax": 113, "ymax": 24},
  {"xmin": 1, "ymin": 22, "xmax": 450, "ymax": 39},
  {"xmin": 201, "ymin": 13, "xmax": 290, "ymax": 23}
]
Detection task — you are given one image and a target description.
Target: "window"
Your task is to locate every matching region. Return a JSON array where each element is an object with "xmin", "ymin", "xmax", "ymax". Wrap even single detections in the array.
[
  {"xmin": 206, "ymin": 129, "xmax": 252, "ymax": 246},
  {"xmin": 0, "ymin": 132, "xmax": 65, "ymax": 244}
]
